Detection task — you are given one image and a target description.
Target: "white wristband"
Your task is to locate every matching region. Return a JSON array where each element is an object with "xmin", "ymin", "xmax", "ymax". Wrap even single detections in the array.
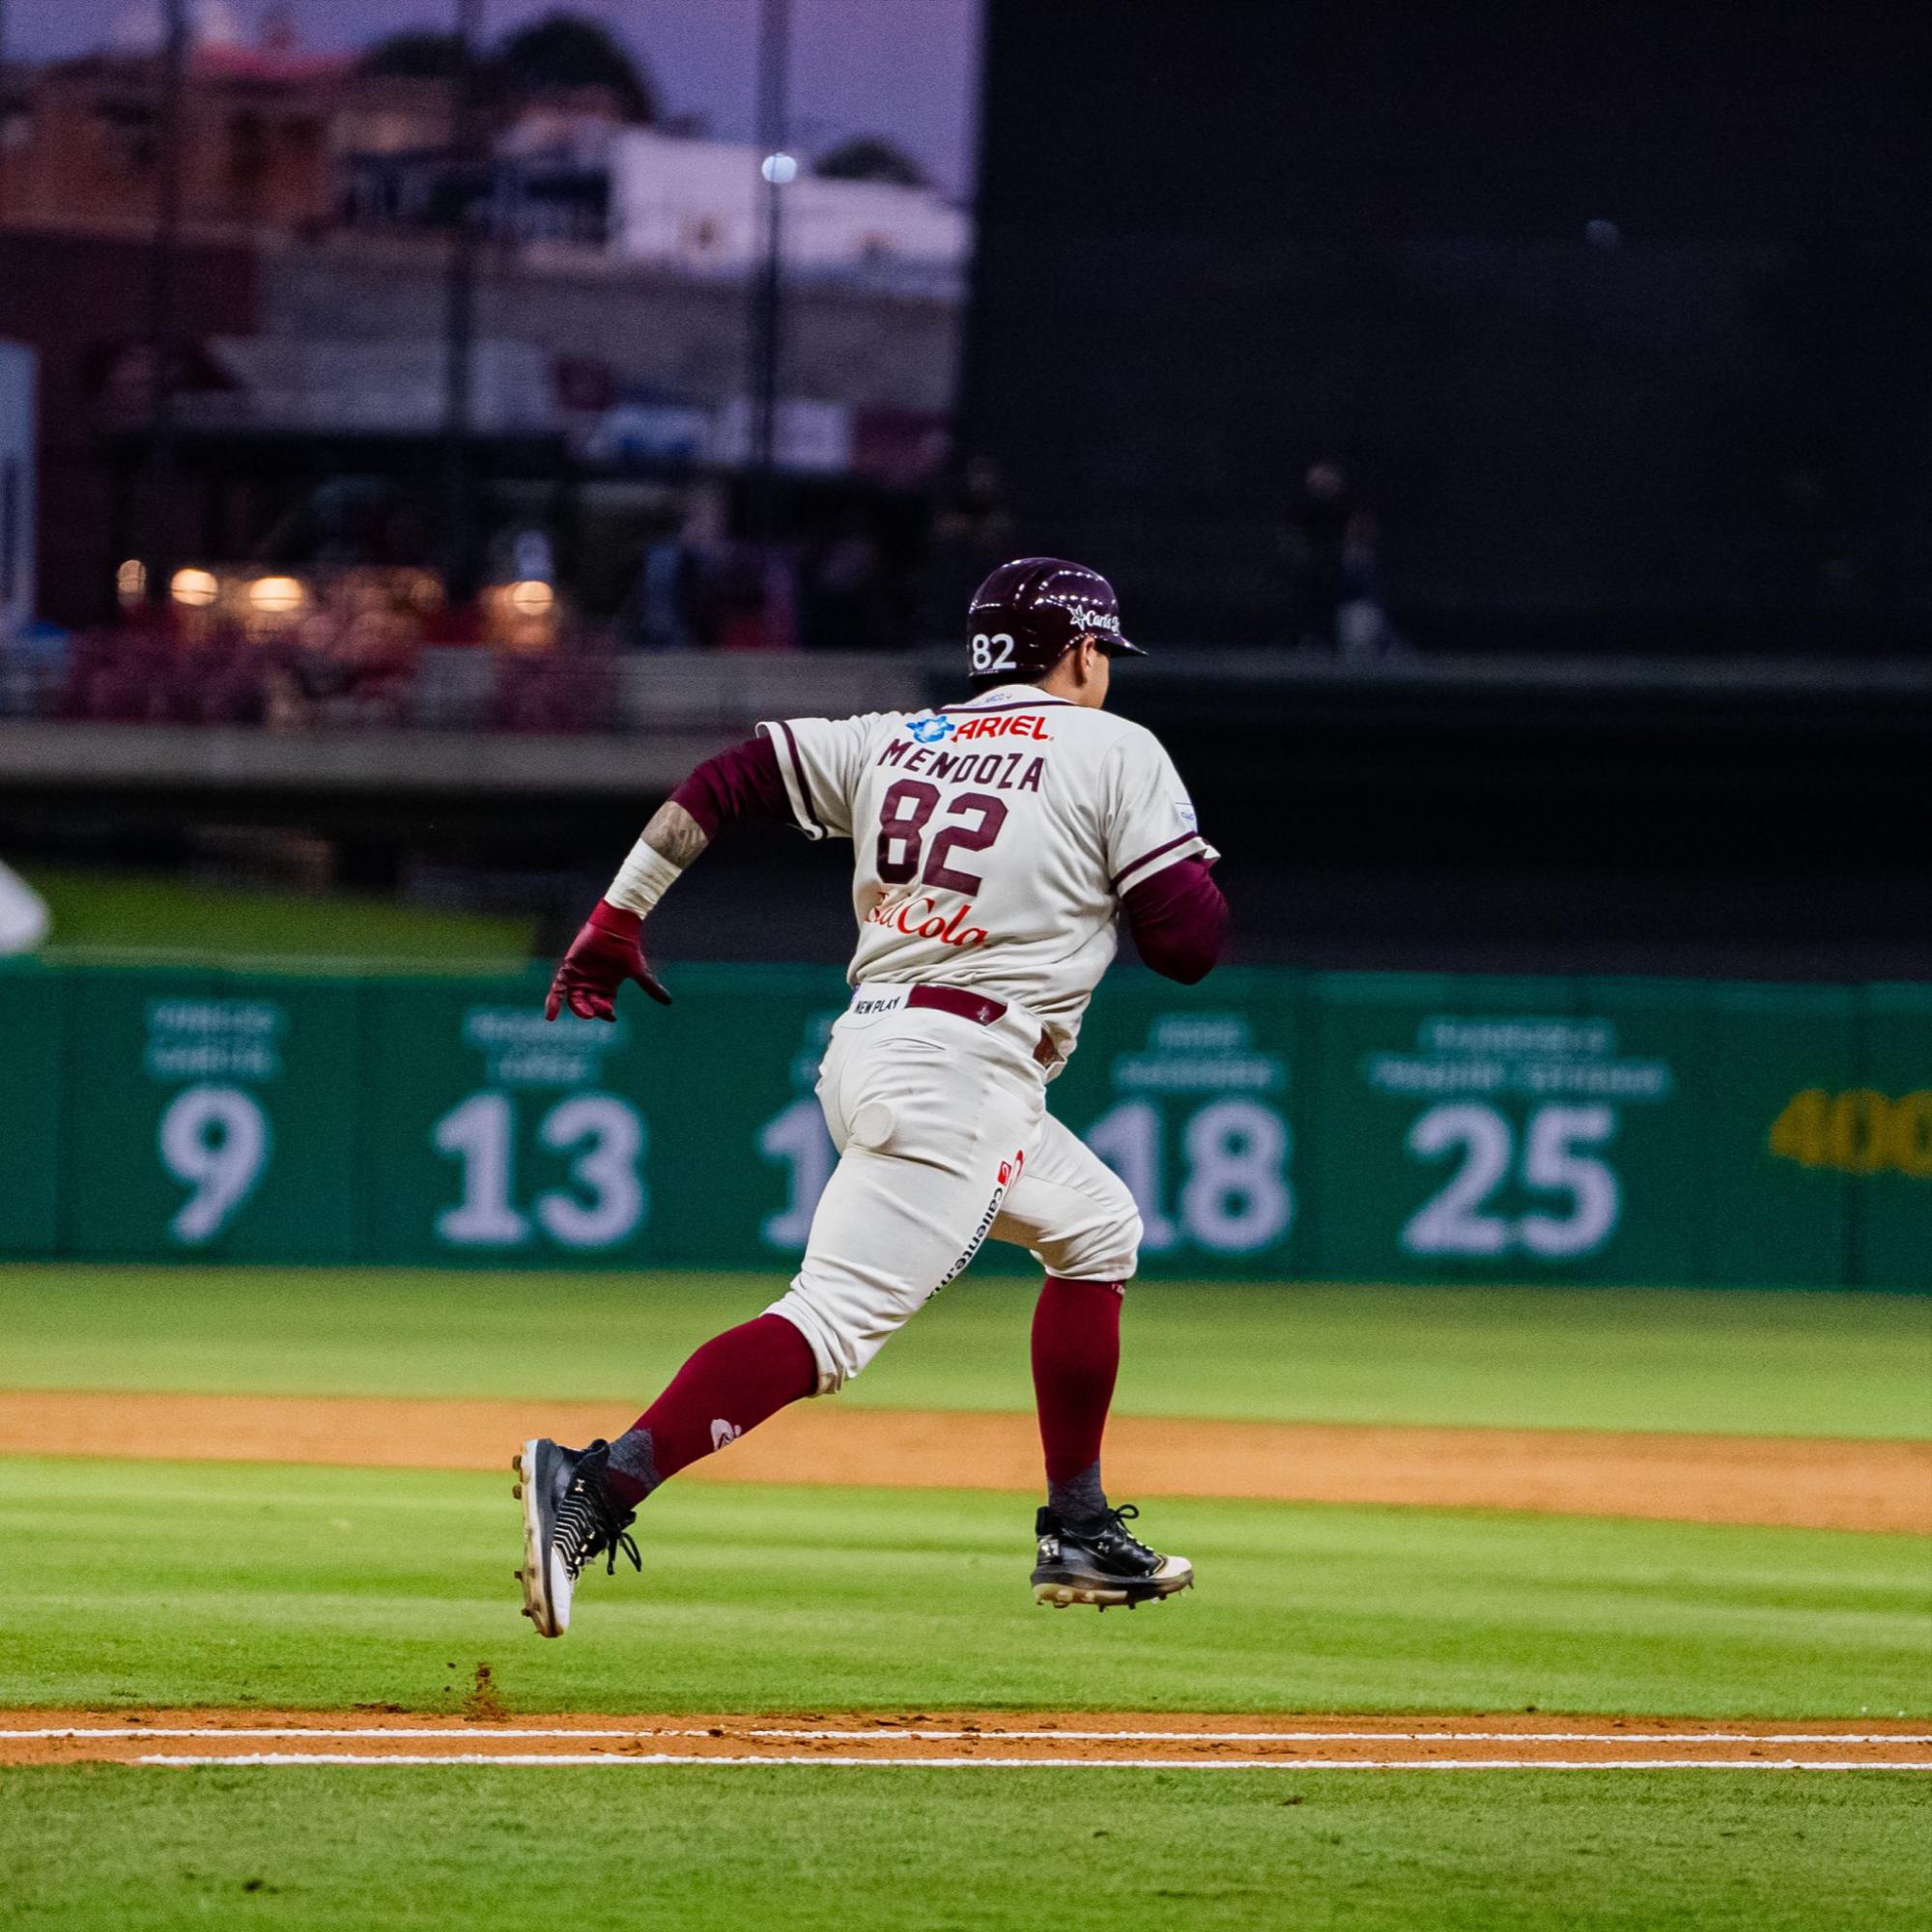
[{"xmin": 607, "ymin": 838, "xmax": 684, "ymax": 916}]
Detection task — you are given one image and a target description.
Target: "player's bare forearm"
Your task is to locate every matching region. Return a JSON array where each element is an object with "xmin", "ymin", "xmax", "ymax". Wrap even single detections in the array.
[{"xmin": 639, "ymin": 800, "xmax": 709, "ymax": 870}]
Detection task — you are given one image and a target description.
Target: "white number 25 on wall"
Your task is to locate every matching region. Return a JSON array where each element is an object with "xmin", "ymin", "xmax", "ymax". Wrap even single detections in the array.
[{"xmin": 1401, "ymin": 1102, "xmax": 1620, "ymax": 1260}]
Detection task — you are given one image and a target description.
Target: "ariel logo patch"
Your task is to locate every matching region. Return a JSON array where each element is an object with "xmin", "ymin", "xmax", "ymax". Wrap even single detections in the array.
[{"xmin": 907, "ymin": 716, "xmax": 956, "ymax": 744}]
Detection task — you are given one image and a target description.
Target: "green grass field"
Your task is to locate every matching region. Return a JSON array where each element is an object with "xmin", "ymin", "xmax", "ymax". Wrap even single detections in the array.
[
  {"xmin": 8, "ymin": 1265, "xmax": 1928, "ymax": 1435},
  {"xmin": 25, "ymin": 867, "xmax": 535, "ymax": 970},
  {"xmin": 5, "ymin": 1266, "xmax": 1928, "ymax": 1929},
  {"xmin": 8, "ymin": 1767, "xmax": 1927, "ymax": 1932},
  {"xmin": 7, "ymin": 1460, "xmax": 1926, "ymax": 1715}
]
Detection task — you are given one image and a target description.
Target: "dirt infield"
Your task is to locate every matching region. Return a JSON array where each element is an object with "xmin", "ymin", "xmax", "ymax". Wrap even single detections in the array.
[
  {"xmin": 4, "ymin": 1389, "xmax": 1928, "ymax": 1532},
  {"xmin": 4, "ymin": 1710, "xmax": 1927, "ymax": 1770}
]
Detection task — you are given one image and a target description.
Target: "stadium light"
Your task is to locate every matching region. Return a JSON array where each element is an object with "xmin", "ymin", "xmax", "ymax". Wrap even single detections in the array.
[
  {"xmin": 169, "ymin": 567, "xmax": 218, "ymax": 609},
  {"xmin": 247, "ymin": 575, "xmax": 306, "ymax": 616},
  {"xmin": 507, "ymin": 580, "xmax": 555, "ymax": 616},
  {"xmin": 117, "ymin": 559, "xmax": 148, "ymax": 606}
]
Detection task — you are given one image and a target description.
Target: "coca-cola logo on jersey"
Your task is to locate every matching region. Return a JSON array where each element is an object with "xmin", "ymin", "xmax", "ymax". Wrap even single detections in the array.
[{"xmin": 863, "ymin": 891, "xmax": 990, "ymax": 951}]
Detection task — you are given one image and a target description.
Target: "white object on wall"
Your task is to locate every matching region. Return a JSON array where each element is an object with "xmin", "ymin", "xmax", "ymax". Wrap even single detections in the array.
[{"xmin": 0, "ymin": 859, "xmax": 49, "ymax": 955}]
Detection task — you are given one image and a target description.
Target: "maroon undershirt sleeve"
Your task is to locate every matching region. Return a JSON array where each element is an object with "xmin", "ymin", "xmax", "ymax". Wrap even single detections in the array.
[
  {"xmin": 668, "ymin": 733, "xmax": 791, "ymax": 837},
  {"xmin": 1122, "ymin": 856, "xmax": 1229, "ymax": 984}
]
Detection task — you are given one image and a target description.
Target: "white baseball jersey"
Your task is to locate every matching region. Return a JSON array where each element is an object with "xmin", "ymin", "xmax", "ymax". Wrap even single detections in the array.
[{"xmin": 758, "ymin": 681, "xmax": 1216, "ymax": 1057}]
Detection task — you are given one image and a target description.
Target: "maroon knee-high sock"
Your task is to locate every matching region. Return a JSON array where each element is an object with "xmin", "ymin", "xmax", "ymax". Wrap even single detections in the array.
[
  {"xmin": 1030, "ymin": 1276, "xmax": 1123, "ymax": 1523},
  {"xmin": 605, "ymin": 1313, "xmax": 817, "ymax": 1506}
]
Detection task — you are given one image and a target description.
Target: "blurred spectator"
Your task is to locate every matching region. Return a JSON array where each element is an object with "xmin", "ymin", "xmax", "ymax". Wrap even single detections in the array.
[
  {"xmin": 1285, "ymin": 462, "xmax": 1399, "ymax": 659},
  {"xmin": 491, "ymin": 526, "xmax": 556, "ymax": 589},
  {"xmin": 706, "ymin": 543, "xmax": 798, "ymax": 653},
  {"xmin": 756, "ymin": 548, "xmax": 800, "ymax": 654},
  {"xmin": 63, "ymin": 568, "xmax": 439, "ymax": 728},
  {"xmin": 622, "ymin": 510, "xmax": 702, "ymax": 652}
]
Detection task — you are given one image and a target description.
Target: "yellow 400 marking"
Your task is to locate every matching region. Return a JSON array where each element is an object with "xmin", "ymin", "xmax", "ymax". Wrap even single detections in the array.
[{"xmin": 1770, "ymin": 1089, "xmax": 1932, "ymax": 1179}]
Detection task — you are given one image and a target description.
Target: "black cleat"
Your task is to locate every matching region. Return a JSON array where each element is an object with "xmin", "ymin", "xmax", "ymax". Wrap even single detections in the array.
[
  {"xmin": 513, "ymin": 1438, "xmax": 640, "ymax": 1637},
  {"xmin": 1030, "ymin": 1503, "xmax": 1194, "ymax": 1609}
]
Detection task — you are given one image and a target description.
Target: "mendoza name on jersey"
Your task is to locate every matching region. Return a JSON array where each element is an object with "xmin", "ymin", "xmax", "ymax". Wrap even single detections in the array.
[{"xmin": 879, "ymin": 717, "xmax": 1050, "ymax": 790}]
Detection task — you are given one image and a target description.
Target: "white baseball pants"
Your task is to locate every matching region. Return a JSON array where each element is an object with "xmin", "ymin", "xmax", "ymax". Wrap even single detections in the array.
[{"xmin": 767, "ymin": 989, "xmax": 1144, "ymax": 1393}]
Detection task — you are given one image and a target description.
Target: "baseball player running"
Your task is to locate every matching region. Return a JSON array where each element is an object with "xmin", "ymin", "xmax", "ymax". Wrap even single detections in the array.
[{"xmin": 517, "ymin": 558, "xmax": 1228, "ymax": 1636}]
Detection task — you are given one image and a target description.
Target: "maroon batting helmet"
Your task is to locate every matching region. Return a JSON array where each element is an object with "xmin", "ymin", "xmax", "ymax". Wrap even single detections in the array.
[{"xmin": 966, "ymin": 556, "xmax": 1146, "ymax": 680}]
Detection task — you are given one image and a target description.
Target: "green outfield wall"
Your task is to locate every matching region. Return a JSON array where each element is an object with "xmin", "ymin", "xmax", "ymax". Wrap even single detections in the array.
[{"xmin": 1, "ymin": 961, "xmax": 1925, "ymax": 1288}]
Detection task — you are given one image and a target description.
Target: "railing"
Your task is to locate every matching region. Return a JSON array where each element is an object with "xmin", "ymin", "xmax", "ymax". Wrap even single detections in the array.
[{"xmin": 0, "ymin": 633, "xmax": 929, "ymax": 736}]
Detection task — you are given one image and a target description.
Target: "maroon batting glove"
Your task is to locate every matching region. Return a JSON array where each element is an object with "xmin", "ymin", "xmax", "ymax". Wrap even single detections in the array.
[{"xmin": 545, "ymin": 899, "xmax": 672, "ymax": 1022}]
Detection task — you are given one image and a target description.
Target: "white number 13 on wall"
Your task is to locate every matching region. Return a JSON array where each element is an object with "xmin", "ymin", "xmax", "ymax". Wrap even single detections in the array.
[{"xmin": 434, "ymin": 1091, "xmax": 646, "ymax": 1250}]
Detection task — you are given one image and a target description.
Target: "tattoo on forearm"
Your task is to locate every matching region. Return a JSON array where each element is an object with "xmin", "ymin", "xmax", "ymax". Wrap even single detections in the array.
[{"xmin": 641, "ymin": 801, "xmax": 709, "ymax": 869}]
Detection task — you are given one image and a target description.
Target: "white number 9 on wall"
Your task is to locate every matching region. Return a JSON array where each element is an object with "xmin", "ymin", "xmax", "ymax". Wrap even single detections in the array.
[{"xmin": 158, "ymin": 1084, "xmax": 271, "ymax": 1245}]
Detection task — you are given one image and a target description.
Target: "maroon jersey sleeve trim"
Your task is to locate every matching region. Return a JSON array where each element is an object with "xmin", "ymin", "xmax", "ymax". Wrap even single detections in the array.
[
  {"xmin": 759, "ymin": 720, "xmax": 829, "ymax": 840},
  {"xmin": 1110, "ymin": 831, "xmax": 1206, "ymax": 895}
]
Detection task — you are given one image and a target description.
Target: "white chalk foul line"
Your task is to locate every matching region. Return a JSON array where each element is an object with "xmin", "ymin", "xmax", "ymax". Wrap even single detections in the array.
[
  {"xmin": 748, "ymin": 1729, "xmax": 1932, "ymax": 1747},
  {"xmin": 127, "ymin": 1753, "xmax": 1932, "ymax": 1772},
  {"xmin": 11, "ymin": 1727, "xmax": 1929, "ymax": 1745}
]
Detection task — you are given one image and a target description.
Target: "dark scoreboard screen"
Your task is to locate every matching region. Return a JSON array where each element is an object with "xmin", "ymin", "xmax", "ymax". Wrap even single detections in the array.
[{"xmin": 959, "ymin": 0, "xmax": 1929, "ymax": 650}]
